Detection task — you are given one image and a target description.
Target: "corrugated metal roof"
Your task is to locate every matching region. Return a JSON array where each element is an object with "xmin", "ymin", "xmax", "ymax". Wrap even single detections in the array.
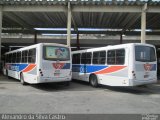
[
  {"xmin": 2, "ymin": 12, "xmax": 160, "ymax": 29},
  {"xmin": 0, "ymin": 0, "xmax": 160, "ymax": 5}
]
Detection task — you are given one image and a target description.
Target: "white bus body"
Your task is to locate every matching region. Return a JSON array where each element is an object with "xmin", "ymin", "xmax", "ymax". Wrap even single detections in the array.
[
  {"xmin": 72, "ymin": 43, "xmax": 157, "ymax": 86},
  {"xmin": 3, "ymin": 43, "xmax": 72, "ymax": 85}
]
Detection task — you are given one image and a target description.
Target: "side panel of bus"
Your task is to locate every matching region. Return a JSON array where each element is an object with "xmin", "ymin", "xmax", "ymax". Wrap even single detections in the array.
[
  {"xmin": 72, "ymin": 46, "xmax": 130, "ymax": 86},
  {"xmin": 4, "ymin": 54, "xmax": 21, "ymax": 80},
  {"xmin": 3, "ymin": 46, "xmax": 38, "ymax": 84},
  {"xmin": 72, "ymin": 44, "xmax": 157, "ymax": 86},
  {"xmin": 96, "ymin": 47, "xmax": 130, "ymax": 86},
  {"xmin": 22, "ymin": 46, "xmax": 39, "ymax": 84}
]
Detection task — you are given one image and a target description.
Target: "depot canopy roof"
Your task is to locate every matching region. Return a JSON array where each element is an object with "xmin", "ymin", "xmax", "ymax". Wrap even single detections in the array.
[{"xmin": 0, "ymin": 0, "xmax": 160, "ymax": 35}]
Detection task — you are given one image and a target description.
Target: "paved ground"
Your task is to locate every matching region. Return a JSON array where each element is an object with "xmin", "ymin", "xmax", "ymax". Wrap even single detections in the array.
[{"xmin": 0, "ymin": 74, "xmax": 160, "ymax": 114}]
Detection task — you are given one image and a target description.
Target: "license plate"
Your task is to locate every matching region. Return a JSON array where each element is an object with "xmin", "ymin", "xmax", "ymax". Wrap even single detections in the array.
[
  {"xmin": 144, "ymin": 72, "xmax": 149, "ymax": 78},
  {"xmin": 55, "ymin": 70, "xmax": 60, "ymax": 73},
  {"xmin": 144, "ymin": 75, "xmax": 149, "ymax": 78},
  {"xmin": 54, "ymin": 70, "xmax": 60, "ymax": 76},
  {"xmin": 54, "ymin": 73, "xmax": 60, "ymax": 76}
]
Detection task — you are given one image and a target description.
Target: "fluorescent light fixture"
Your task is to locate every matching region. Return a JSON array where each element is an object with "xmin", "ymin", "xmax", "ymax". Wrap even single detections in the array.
[
  {"xmin": 116, "ymin": 0, "xmax": 124, "ymax": 1},
  {"xmin": 104, "ymin": 0, "xmax": 112, "ymax": 1},
  {"xmin": 122, "ymin": 34, "xmax": 126, "ymax": 37},
  {"xmin": 34, "ymin": 28, "xmax": 74, "ymax": 31},
  {"xmin": 78, "ymin": 28, "xmax": 122, "ymax": 31},
  {"xmin": 42, "ymin": 34, "xmax": 77, "ymax": 36},
  {"xmin": 134, "ymin": 29, "xmax": 152, "ymax": 32},
  {"xmin": 78, "ymin": 28, "xmax": 108, "ymax": 31},
  {"xmin": 35, "ymin": 28, "xmax": 123, "ymax": 32},
  {"xmin": 140, "ymin": 0, "xmax": 148, "ymax": 1},
  {"xmin": 9, "ymin": 46, "xmax": 25, "ymax": 48}
]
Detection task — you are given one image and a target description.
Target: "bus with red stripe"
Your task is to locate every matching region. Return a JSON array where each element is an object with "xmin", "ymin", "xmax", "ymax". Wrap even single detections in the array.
[
  {"xmin": 72, "ymin": 43, "xmax": 157, "ymax": 87},
  {"xmin": 3, "ymin": 43, "xmax": 72, "ymax": 85}
]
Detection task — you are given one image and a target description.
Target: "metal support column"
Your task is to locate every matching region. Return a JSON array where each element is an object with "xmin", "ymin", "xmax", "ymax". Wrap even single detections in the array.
[
  {"xmin": 120, "ymin": 32, "xmax": 123, "ymax": 44},
  {"xmin": 0, "ymin": 7, "xmax": 3, "ymax": 67},
  {"xmin": 77, "ymin": 31, "xmax": 80, "ymax": 50},
  {"xmin": 141, "ymin": 4, "xmax": 147, "ymax": 43},
  {"xmin": 67, "ymin": 2, "xmax": 71, "ymax": 47},
  {"xmin": 34, "ymin": 31, "xmax": 37, "ymax": 44}
]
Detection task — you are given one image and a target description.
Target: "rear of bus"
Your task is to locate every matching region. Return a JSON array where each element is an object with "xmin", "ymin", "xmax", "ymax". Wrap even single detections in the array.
[
  {"xmin": 130, "ymin": 44, "xmax": 157, "ymax": 86},
  {"xmin": 38, "ymin": 43, "xmax": 72, "ymax": 83}
]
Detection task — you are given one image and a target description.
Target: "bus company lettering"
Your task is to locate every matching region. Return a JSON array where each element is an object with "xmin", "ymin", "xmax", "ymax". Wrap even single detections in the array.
[
  {"xmin": 144, "ymin": 64, "xmax": 152, "ymax": 71},
  {"xmin": 7, "ymin": 64, "xmax": 19, "ymax": 71},
  {"xmin": 52, "ymin": 63, "xmax": 65, "ymax": 69}
]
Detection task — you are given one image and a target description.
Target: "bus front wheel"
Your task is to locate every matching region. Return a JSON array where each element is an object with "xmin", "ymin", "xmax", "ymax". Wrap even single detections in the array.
[
  {"xmin": 20, "ymin": 73, "xmax": 27, "ymax": 85},
  {"xmin": 89, "ymin": 74, "xmax": 98, "ymax": 87}
]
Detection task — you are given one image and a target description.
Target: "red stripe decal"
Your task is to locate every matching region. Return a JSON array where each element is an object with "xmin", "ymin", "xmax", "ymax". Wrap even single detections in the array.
[
  {"xmin": 94, "ymin": 66, "xmax": 126, "ymax": 74},
  {"xmin": 22, "ymin": 64, "xmax": 36, "ymax": 72}
]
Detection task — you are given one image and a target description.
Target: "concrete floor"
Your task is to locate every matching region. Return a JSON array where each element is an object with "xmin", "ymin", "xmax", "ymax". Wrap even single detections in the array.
[{"xmin": 0, "ymin": 75, "xmax": 160, "ymax": 114}]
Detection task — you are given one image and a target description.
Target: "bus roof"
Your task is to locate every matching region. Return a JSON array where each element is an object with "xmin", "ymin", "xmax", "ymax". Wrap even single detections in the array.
[
  {"xmin": 5, "ymin": 43, "xmax": 69, "ymax": 55},
  {"xmin": 72, "ymin": 43, "xmax": 155, "ymax": 54}
]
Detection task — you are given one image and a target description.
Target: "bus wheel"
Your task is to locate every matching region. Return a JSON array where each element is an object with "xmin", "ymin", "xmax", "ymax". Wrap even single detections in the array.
[
  {"xmin": 20, "ymin": 73, "xmax": 27, "ymax": 85},
  {"xmin": 64, "ymin": 81, "xmax": 70, "ymax": 86},
  {"xmin": 66, "ymin": 81, "xmax": 71, "ymax": 86},
  {"xmin": 89, "ymin": 74, "xmax": 98, "ymax": 87}
]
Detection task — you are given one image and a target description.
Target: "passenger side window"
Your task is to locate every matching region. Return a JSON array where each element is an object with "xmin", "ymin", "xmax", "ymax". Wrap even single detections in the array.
[
  {"xmin": 116, "ymin": 49, "xmax": 125, "ymax": 64},
  {"xmin": 72, "ymin": 53, "xmax": 80, "ymax": 64},
  {"xmin": 93, "ymin": 52, "xmax": 99, "ymax": 64},
  {"xmin": 12, "ymin": 53, "xmax": 16, "ymax": 63},
  {"xmin": 81, "ymin": 53, "xmax": 86, "ymax": 64},
  {"xmin": 99, "ymin": 51, "xmax": 106, "ymax": 64},
  {"xmin": 28, "ymin": 49, "xmax": 36, "ymax": 63},
  {"xmin": 9, "ymin": 54, "xmax": 13, "ymax": 63},
  {"xmin": 22, "ymin": 50, "xmax": 28, "ymax": 63},
  {"xmin": 107, "ymin": 49, "xmax": 125, "ymax": 65},
  {"xmin": 80, "ymin": 52, "xmax": 92, "ymax": 64},
  {"xmin": 16, "ymin": 52, "xmax": 21, "ymax": 63},
  {"xmin": 107, "ymin": 50, "xmax": 115, "ymax": 64},
  {"xmin": 93, "ymin": 51, "xmax": 106, "ymax": 64},
  {"xmin": 6, "ymin": 54, "xmax": 9, "ymax": 63},
  {"xmin": 86, "ymin": 52, "xmax": 92, "ymax": 64}
]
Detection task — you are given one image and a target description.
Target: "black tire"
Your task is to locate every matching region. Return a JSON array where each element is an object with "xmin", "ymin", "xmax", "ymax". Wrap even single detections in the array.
[
  {"xmin": 89, "ymin": 74, "xmax": 98, "ymax": 87},
  {"xmin": 20, "ymin": 73, "xmax": 27, "ymax": 85},
  {"xmin": 65, "ymin": 81, "xmax": 70, "ymax": 86}
]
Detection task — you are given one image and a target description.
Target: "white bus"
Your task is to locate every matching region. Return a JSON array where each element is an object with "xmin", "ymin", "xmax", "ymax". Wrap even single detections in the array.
[
  {"xmin": 3, "ymin": 43, "xmax": 72, "ymax": 85},
  {"xmin": 72, "ymin": 43, "xmax": 157, "ymax": 87}
]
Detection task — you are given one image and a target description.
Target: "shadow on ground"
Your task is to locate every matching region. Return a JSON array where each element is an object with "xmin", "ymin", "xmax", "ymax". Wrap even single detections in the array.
[
  {"xmin": 1, "ymin": 74, "xmax": 160, "ymax": 95},
  {"xmin": 30, "ymin": 80, "xmax": 94, "ymax": 92},
  {"xmin": 0, "ymin": 75, "xmax": 19, "ymax": 83},
  {"xmin": 30, "ymin": 79, "xmax": 160, "ymax": 95}
]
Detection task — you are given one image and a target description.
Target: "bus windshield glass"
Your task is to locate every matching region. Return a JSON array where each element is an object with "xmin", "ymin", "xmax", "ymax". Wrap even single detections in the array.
[
  {"xmin": 43, "ymin": 46, "xmax": 70, "ymax": 61},
  {"xmin": 135, "ymin": 46, "xmax": 156, "ymax": 62}
]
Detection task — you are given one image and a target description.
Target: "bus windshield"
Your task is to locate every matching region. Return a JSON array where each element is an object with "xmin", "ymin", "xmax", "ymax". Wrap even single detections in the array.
[
  {"xmin": 43, "ymin": 46, "xmax": 70, "ymax": 61},
  {"xmin": 135, "ymin": 46, "xmax": 156, "ymax": 62}
]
